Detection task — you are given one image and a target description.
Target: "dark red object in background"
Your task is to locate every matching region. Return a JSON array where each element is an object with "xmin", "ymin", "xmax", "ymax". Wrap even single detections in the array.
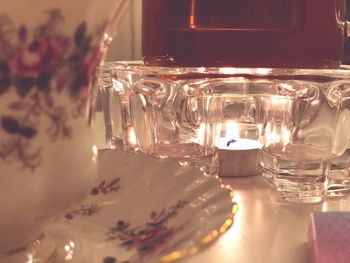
[
  {"xmin": 142, "ymin": 0, "xmax": 346, "ymax": 68},
  {"xmin": 343, "ymin": 0, "xmax": 350, "ymax": 64}
]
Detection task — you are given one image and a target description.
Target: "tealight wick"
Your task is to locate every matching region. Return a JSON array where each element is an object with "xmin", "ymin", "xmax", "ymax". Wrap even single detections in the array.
[{"xmin": 226, "ymin": 139, "xmax": 237, "ymax": 147}]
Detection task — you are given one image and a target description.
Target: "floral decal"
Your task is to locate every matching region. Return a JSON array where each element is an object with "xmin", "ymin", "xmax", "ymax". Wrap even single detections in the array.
[
  {"xmin": 91, "ymin": 178, "xmax": 121, "ymax": 195},
  {"xmin": 102, "ymin": 256, "xmax": 129, "ymax": 263},
  {"xmin": 64, "ymin": 203, "xmax": 100, "ymax": 220},
  {"xmin": 0, "ymin": 9, "xmax": 105, "ymax": 170},
  {"xmin": 64, "ymin": 178, "xmax": 121, "ymax": 220},
  {"xmin": 106, "ymin": 200, "xmax": 187, "ymax": 260}
]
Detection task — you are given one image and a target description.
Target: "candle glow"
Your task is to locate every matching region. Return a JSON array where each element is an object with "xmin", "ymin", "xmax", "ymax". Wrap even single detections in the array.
[{"xmin": 216, "ymin": 121, "xmax": 261, "ymax": 150}]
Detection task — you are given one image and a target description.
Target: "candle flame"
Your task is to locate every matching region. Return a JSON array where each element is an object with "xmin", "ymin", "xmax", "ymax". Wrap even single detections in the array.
[
  {"xmin": 215, "ymin": 121, "xmax": 241, "ymax": 146},
  {"xmin": 225, "ymin": 121, "xmax": 240, "ymax": 140}
]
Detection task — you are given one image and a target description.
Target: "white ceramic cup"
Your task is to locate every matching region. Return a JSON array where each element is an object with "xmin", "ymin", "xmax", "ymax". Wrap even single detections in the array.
[{"xmin": 0, "ymin": 0, "xmax": 129, "ymax": 260}]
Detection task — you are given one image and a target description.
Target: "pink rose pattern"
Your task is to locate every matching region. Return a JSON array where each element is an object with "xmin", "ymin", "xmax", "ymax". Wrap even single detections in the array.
[
  {"xmin": 0, "ymin": 9, "xmax": 106, "ymax": 170},
  {"xmin": 63, "ymin": 180, "xmax": 187, "ymax": 262},
  {"xmin": 106, "ymin": 200, "xmax": 188, "ymax": 261}
]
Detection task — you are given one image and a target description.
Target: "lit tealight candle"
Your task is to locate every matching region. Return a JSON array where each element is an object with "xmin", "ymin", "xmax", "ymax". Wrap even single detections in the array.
[
  {"xmin": 217, "ymin": 138, "xmax": 261, "ymax": 151},
  {"xmin": 217, "ymin": 123, "xmax": 261, "ymax": 177}
]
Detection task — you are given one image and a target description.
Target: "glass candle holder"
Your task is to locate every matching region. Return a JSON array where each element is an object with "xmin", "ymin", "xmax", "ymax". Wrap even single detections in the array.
[
  {"xmin": 102, "ymin": 62, "xmax": 350, "ymax": 203},
  {"xmin": 180, "ymin": 75, "xmax": 333, "ymax": 201},
  {"xmin": 101, "ymin": 62, "xmax": 220, "ymax": 175},
  {"xmin": 326, "ymin": 153, "xmax": 350, "ymax": 197},
  {"xmin": 100, "ymin": 62, "xmax": 140, "ymax": 152},
  {"xmin": 326, "ymin": 83, "xmax": 350, "ymax": 197}
]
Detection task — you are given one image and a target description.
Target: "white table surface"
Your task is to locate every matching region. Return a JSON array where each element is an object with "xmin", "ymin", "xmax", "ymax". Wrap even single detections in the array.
[
  {"xmin": 181, "ymin": 175, "xmax": 350, "ymax": 263},
  {"xmin": 94, "ymin": 113, "xmax": 350, "ymax": 263}
]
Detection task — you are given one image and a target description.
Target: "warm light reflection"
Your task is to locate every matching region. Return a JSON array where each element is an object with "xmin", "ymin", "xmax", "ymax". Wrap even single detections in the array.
[
  {"xmin": 281, "ymin": 124, "xmax": 291, "ymax": 148},
  {"xmin": 264, "ymin": 122, "xmax": 291, "ymax": 149},
  {"xmin": 197, "ymin": 67, "xmax": 206, "ymax": 73},
  {"xmin": 92, "ymin": 145, "xmax": 98, "ymax": 162},
  {"xmin": 217, "ymin": 192, "xmax": 242, "ymax": 251},
  {"xmin": 25, "ymin": 254, "xmax": 34, "ymax": 263},
  {"xmin": 105, "ymin": 33, "xmax": 113, "ymax": 45},
  {"xmin": 197, "ymin": 123, "xmax": 206, "ymax": 145},
  {"xmin": 270, "ymin": 96, "xmax": 286, "ymax": 105},
  {"xmin": 189, "ymin": 0, "xmax": 197, "ymax": 28},
  {"xmin": 111, "ymin": 78, "xmax": 124, "ymax": 93},
  {"xmin": 265, "ymin": 122, "xmax": 280, "ymax": 146},
  {"xmin": 219, "ymin": 218, "xmax": 233, "ymax": 234},
  {"xmin": 276, "ymin": 83, "xmax": 294, "ymax": 92},
  {"xmin": 224, "ymin": 121, "xmax": 240, "ymax": 139},
  {"xmin": 64, "ymin": 240, "xmax": 75, "ymax": 261},
  {"xmin": 262, "ymin": 97, "xmax": 293, "ymax": 149},
  {"xmin": 311, "ymin": 100, "xmax": 319, "ymax": 106},
  {"xmin": 160, "ymin": 189, "xmax": 237, "ymax": 263},
  {"xmin": 128, "ymin": 127, "xmax": 138, "ymax": 147},
  {"xmin": 218, "ymin": 68, "xmax": 239, "ymax": 75},
  {"xmin": 257, "ymin": 123, "xmax": 263, "ymax": 141},
  {"xmin": 255, "ymin": 68, "xmax": 273, "ymax": 75},
  {"xmin": 217, "ymin": 67, "xmax": 273, "ymax": 75}
]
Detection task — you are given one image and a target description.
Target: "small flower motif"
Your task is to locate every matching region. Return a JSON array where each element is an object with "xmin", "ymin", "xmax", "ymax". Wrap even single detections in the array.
[
  {"xmin": 90, "ymin": 178, "xmax": 120, "ymax": 195},
  {"xmin": 106, "ymin": 200, "xmax": 188, "ymax": 258},
  {"xmin": 20, "ymin": 126, "xmax": 37, "ymax": 139},
  {"xmin": 0, "ymin": 116, "xmax": 37, "ymax": 139},
  {"xmin": 64, "ymin": 203, "xmax": 100, "ymax": 220},
  {"xmin": 134, "ymin": 227, "xmax": 162, "ymax": 245},
  {"xmin": 90, "ymin": 187, "xmax": 100, "ymax": 195},
  {"xmin": 1, "ymin": 116, "xmax": 21, "ymax": 134},
  {"xmin": 64, "ymin": 213, "xmax": 74, "ymax": 220},
  {"xmin": 13, "ymin": 38, "xmax": 63, "ymax": 78},
  {"xmin": 0, "ymin": 75, "xmax": 11, "ymax": 95},
  {"xmin": 102, "ymin": 257, "xmax": 130, "ymax": 263},
  {"xmin": 0, "ymin": 9, "xmax": 106, "ymax": 171},
  {"xmin": 103, "ymin": 257, "xmax": 116, "ymax": 263},
  {"xmin": 0, "ymin": 60, "xmax": 11, "ymax": 75},
  {"xmin": 0, "ymin": 60, "xmax": 11, "ymax": 95}
]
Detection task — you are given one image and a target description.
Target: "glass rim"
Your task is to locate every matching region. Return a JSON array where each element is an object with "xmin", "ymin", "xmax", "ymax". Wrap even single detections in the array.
[{"xmin": 104, "ymin": 60, "xmax": 350, "ymax": 79}]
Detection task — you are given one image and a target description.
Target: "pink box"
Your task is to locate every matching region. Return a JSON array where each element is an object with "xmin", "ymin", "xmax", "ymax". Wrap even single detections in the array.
[{"xmin": 308, "ymin": 212, "xmax": 350, "ymax": 263}]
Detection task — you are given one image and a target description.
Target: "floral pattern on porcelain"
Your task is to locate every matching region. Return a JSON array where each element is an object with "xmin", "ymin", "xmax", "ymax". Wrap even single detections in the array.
[
  {"xmin": 64, "ymin": 203, "xmax": 100, "ymax": 220},
  {"xmin": 0, "ymin": 9, "xmax": 105, "ymax": 170},
  {"xmin": 64, "ymin": 178, "xmax": 121, "ymax": 220},
  {"xmin": 106, "ymin": 200, "xmax": 188, "ymax": 260},
  {"xmin": 91, "ymin": 178, "xmax": 121, "ymax": 195}
]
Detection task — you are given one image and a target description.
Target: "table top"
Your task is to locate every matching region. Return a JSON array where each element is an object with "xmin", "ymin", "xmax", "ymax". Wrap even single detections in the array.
[
  {"xmin": 182, "ymin": 175, "xmax": 350, "ymax": 263},
  {"xmin": 94, "ymin": 113, "xmax": 350, "ymax": 263}
]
